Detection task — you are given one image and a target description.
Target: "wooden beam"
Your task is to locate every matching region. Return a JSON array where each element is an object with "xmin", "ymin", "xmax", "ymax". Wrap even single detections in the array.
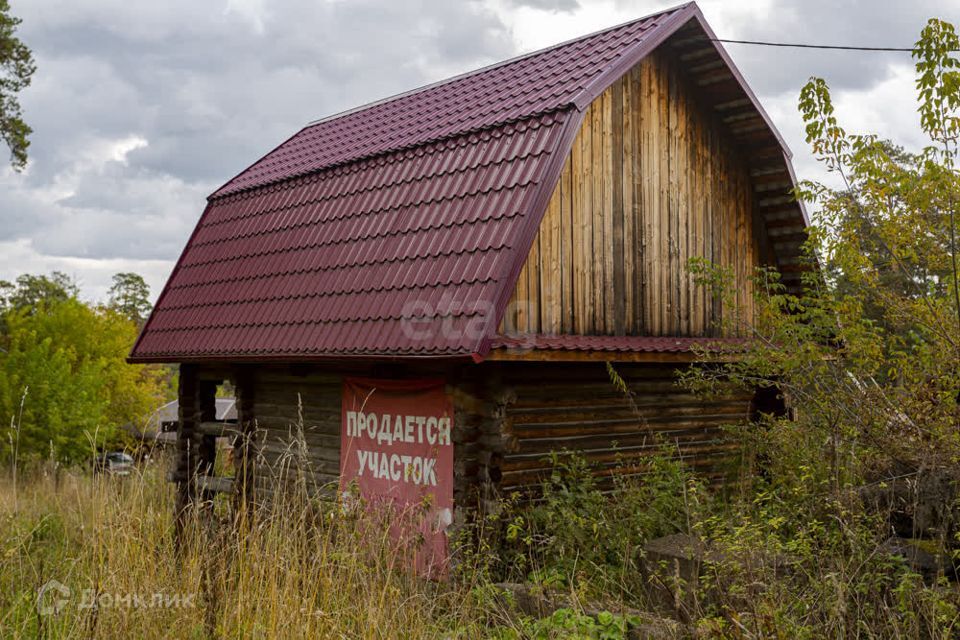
[
  {"xmin": 770, "ymin": 231, "xmax": 808, "ymax": 244},
  {"xmin": 753, "ymin": 182, "xmax": 792, "ymax": 195},
  {"xmin": 196, "ymin": 475, "xmax": 235, "ymax": 495},
  {"xmin": 712, "ymin": 97, "xmax": 752, "ymax": 112},
  {"xmin": 751, "ymin": 169, "xmax": 790, "ymax": 185},
  {"xmin": 761, "ymin": 205, "xmax": 805, "ymax": 219},
  {"xmin": 723, "ymin": 109, "xmax": 763, "ymax": 124},
  {"xmin": 233, "ymin": 365, "xmax": 256, "ymax": 509},
  {"xmin": 197, "ymin": 367, "xmax": 231, "ymax": 382},
  {"xmin": 690, "ymin": 59, "xmax": 725, "ymax": 75},
  {"xmin": 763, "ymin": 217, "xmax": 806, "ymax": 230},
  {"xmin": 196, "ymin": 421, "xmax": 240, "ymax": 437},
  {"xmin": 678, "ymin": 46, "xmax": 717, "ymax": 63},
  {"xmin": 695, "ymin": 69, "xmax": 736, "ymax": 86},
  {"xmin": 197, "ymin": 379, "xmax": 218, "ymax": 480},
  {"xmin": 487, "ymin": 348, "xmax": 736, "ymax": 363}
]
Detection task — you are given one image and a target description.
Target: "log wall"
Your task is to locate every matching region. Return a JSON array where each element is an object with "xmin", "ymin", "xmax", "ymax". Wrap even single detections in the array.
[
  {"xmin": 228, "ymin": 365, "xmax": 491, "ymax": 507},
  {"xmin": 179, "ymin": 361, "xmax": 752, "ymax": 509},
  {"xmin": 246, "ymin": 368, "xmax": 343, "ymax": 496},
  {"xmin": 502, "ymin": 48, "xmax": 760, "ymax": 337},
  {"xmin": 477, "ymin": 362, "xmax": 752, "ymax": 494}
]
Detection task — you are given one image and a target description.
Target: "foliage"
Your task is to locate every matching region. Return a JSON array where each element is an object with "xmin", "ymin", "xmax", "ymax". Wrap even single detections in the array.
[
  {"xmin": 487, "ymin": 450, "xmax": 705, "ymax": 598},
  {"xmin": 673, "ymin": 17, "xmax": 960, "ymax": 637},
  {"xmin": 0, "ymin": 272, "xmax": 166, "ymax": 464},
  {"xmin": 0, "ymin": 272, "xmax": 79, "ymax": 316},
  {"xmin": 0, "ymin": 0, "xmax": 34, "ymax": 170},
  {"xmin": 686, "ymin": 17, "xmax": 960, "ymax": 487},
  {"xmin": 496, "ymin": 608, "xmax": 642, "ymax": 640},
  {"xmin": 0, "ymin": 465, "xmax": 490, "ymax": 639},
  {"xmin": 682, "ymin": 474, "xmax": 960, "ymax": 638},
  {"xmin": 106, "ymin": 272, "xmax": 152, "ymax": 327},
  {"xmin": 0, "ymin": 299, "xmax": 164, "ymax": 464}
]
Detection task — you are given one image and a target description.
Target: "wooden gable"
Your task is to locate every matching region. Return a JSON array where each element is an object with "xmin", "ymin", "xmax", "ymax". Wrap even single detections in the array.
[{"xmin": 500, "ymin": 46, "xmax": 769, "ymax": 339}]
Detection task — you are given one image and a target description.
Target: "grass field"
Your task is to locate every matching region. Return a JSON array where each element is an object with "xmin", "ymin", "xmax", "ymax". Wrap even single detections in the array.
[
  {"xmin": 3, "ymin": 454, "xmax": 959, "ymax": 639},
  {"xmin": 0, "ymin": 460, "xmax": 501, "ymax": 639}
]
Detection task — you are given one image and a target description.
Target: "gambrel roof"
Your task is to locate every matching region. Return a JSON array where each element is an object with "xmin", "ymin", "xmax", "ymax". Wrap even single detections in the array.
[{"xmin": 130, "ymin": 2, "xmax": 807, "ymax": 363}]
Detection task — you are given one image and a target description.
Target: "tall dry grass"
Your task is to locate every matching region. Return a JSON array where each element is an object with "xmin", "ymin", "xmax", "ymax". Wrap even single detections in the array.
[{"xmin": 0, "ymin": 458, "xmax": 495, "ymax": 639}]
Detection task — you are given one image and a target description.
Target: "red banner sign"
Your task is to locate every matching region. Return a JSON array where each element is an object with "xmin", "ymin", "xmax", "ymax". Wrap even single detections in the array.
[{"xmin": 340, "ymin": 377, "xmax": 454, "ymax": 577}]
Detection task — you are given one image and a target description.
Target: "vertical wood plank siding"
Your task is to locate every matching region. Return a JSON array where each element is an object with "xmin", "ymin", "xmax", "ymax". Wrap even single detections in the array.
[{"xmin": 502, "ymin": 50, "xmax": 759, "ymax": 337}]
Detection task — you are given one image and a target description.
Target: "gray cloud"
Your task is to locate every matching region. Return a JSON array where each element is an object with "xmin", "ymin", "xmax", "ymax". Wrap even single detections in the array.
[
  {"xmin": 715, "ymin": 0, "xmax": 959, "ymax": 95},
  {"xmin": 2, "ymin": 0, "xmax": 959, "ymax": 302},
  {"xmin": 505, "ymin": 0, "xmax": 580, "ymax": 13},
  {"xmin": 1, "ymin": 0, "xmax": 513, "ymax": 300}
]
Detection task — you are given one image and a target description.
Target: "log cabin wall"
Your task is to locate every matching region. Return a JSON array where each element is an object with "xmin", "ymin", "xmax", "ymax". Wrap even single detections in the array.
[
  {"xmin": 222, "ymin": 363, "xmax": 489, "ymax": 507},
  {"xmin": 476, "ymin": 362, "xmax": 753, "ymax": 495},
  {"xmin": 502, "ymin": 48, "xmax": 760, "ymax": 338},
  {"xmin": 245, "ymin": 367, "xmax": 343, "ymax": 496},
  {"xmin": 180, "ymin": 361, "xmax": 751, "ymax": 510}
]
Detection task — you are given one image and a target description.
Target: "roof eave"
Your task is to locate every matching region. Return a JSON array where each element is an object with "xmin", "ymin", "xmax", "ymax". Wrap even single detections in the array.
[
  {"xmin": 486, "ymin": 348, "xmax": 737, "ymax": 364},
  {"xmin": 126, "ymin": 351, "xmax": 482, "ymax": 365},
  {"xmin": 685, "ymin": 5, "xmax": 794, "ymax": 160},
  {"xmin": 573, "ymin": 3, "xmax": 793, "ymax": 163},
  {"xmin": 475, "ymin": 107, "xmax": 586, "ymax": 361}
]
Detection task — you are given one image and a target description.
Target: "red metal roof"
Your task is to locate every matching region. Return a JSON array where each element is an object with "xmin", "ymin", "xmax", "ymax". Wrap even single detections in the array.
[
  {"xmin": 129, "ymin": 2, "xmax": 797, "ymax": 363},
  {"xmin": 491, "ymin": 334, "xmax": 746, "ymax": 354},
  {"xmin": 133, "ymin": 112, "xmax": 575, "ymax": 359},
  {"xmin": 213, "ymin": 5, "xmax": 690, "ymax": 198}
]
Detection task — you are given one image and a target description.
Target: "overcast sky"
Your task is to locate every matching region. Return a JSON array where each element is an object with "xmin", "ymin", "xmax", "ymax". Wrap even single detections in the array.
[{"xmin": 1, "ymin": 0, "xmax": 957, "ymax": 303}]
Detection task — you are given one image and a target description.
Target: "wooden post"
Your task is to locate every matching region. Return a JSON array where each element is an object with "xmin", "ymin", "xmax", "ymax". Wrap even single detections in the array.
[
  {"xmin": 174, "ymin": 366, "xmax": 220, "ymax": 549},
  {"xmin": 196, "ymin": 379, "xmax": 218, "ymax": 503},
  {"xmin": 233, "ymin": 366, "xmax": 256, "ymax": 512},
  {"xmin": 174, "ymin": 363, "xmax": 198, "ymax": 550}
]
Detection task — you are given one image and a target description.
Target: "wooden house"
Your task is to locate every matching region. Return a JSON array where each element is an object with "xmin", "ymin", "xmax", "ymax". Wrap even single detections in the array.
[{"xmin": 129, "ymin": 2, "xmax": 808, "ymax": 566}]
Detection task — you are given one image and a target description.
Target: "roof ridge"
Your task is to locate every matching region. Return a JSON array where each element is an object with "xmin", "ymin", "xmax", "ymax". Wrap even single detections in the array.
[
  {"xmin": 211, "ymin": 108, "xmax": 569, "ymax": 200},
  {"xmin": 303, "ymin": 2, "xmax": 693, "ymax": 130}
]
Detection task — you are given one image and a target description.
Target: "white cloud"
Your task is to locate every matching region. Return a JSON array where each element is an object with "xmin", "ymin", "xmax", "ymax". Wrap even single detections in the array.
[
  {"xmin": 0, "ymin": 239, "xmax": 173, "ymax": 304},
  {"xmin": 224, "ymin": 0, "xmax": 269, "ymax": 34},
  {"xmin": 89, "ymin": 135, "xmax": 148, "ymax": 166}
]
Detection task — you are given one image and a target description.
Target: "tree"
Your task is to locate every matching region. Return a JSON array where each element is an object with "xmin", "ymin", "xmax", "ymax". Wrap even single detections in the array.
[
  {"xmin": 670, "ymin": 26, "xmax": 960, "ymax": 634},
  {"xmin": 0, "ymin": 279, "xmax": 12, "ymax": 312},
  {"xmin": 0, "ymin": 299, "xmax": 164, "ymax": 464},
  {"xmin": 0, "ymin": 0, "xmax": 35, "ymax": 170},
  {"xmin": 1, "ymin": 272, "xmax": 78, "ymax": 314},
  {"xmin": 685, "ymin": 19, "xmax": 960, "ymax": 490},
  {"xmin": 107, "ymin": 272, "xmax": 152, "ymax": 326}
]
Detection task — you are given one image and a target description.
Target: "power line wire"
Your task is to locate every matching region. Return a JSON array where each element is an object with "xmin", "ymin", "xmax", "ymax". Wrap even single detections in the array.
[{"xmin": 710, "ymin": 38, "xmax": 915, "ymax": 53}]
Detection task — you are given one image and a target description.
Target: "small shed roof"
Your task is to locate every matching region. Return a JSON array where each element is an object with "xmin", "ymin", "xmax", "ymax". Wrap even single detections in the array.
[{"xmin": 130, "ymin": 2, "xmax": 804, "ymax": 363}]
